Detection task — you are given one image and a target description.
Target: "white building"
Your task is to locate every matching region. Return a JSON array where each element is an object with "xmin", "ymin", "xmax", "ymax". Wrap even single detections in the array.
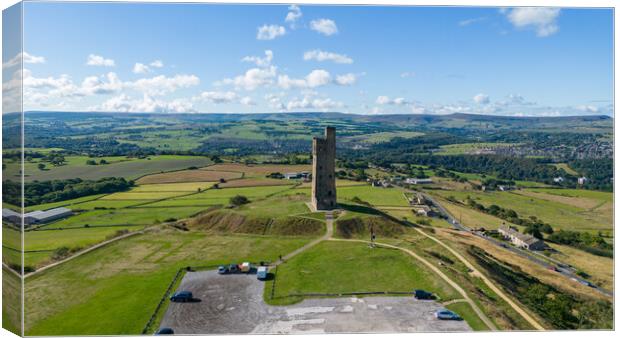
[
  {"xmin": 23, "ymin": 207, "xmax": 73, "ymax": 226},
  {"xmin": 578, "ymin": 177, "xmax": 588, "ymax": 185},
  {"xmin": 405, "ymin": 178, "xmax": 433, "ymax": 185},
  {"xmin": 498, "ymin": 225, "xmax": 545, "ymax": 251},
  {"xmin": 553, "ymin": 177, "xmax": 564, "ymax": 183},
  {"xmin": 2, "ymin": 208, "xmax": 21, "ymax": 224}
]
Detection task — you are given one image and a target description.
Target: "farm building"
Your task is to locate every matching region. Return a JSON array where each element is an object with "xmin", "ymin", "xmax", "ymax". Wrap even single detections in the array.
[
  {"xmin": 284, "ymin": 172, "xmax": 310, "ymax": 179},
  {"xmin": 498, "ymin": 225, "xmax": 545, "ymax": 251},
  {"xmin": 578, "ymin": 177, "xmax": 588, "ymax": 185},
  {"xmin": 407, "ymin": 193, "xmax": 426, "ymax": 205},
  {"xmin": 23, "ymin": 207, "xmax": 73, "ymax": 226},
  {"xmin": 413, "ymin": 205, "xmax": 435, "ymax": 217},
  {"xmin": 2, "ymin": 208, "xmax": 21, "ymax": 224},
  {"xmin": 405, "ymin": 178, "xmax": 433, "ymax": 185},
  {"xmin": 553, "ymin": 176, "xmax": 564, "ymax": 183}
]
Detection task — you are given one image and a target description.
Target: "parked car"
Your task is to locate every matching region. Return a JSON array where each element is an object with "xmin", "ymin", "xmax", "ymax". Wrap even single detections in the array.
[
  {"xmin": 414, "ymin": 289, "xmax": 433, "ymax": 300},
  {"xmin": 435, "ymin": 309, "xmax": 461, "ymax": 320},
  {"xmin": 154, "ymin": 328, "xmax": 174, "ymax": 335},
  {"xmin": 170, "ymin": 291, "xmax": 193, "ymax": 302},
  {"xmin": 239, "ymin": 262, "xmax": 252, "ymax": 273},
  {"xmin": 218, "ymin": 265, "xmax": 229, "ymax": 274},
  {"xmin": 228, "ymin": 264, "xmax": 240, "ymax": 273},
  {"xmin": 579, "ymin": 280, "xmax": 593, "ymax": 287},
  {"xmin": 257, "ymin": 266, "xmax": 268, "ymax": 280},
  {"xmin": 547, "ymin": 266, "xmax": 558, "ymax": 272}
]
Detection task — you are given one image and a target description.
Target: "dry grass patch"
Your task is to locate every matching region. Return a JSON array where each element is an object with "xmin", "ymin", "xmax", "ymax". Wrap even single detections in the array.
[
  {"xmin": 433, "ymin": 228, "xmax": 609, "ymax": 301},
  {"xmin": 219, "ymin": 178, "xmax": 295, "ymax": 188},
  {"xmin": 136, "ymin": 169, "xmax": 241, "ymax": 184},
  {"xmin": 512, "ymin": 190, "xmax": 600, "ymax": 210},
  {"xmin": 204, "ymin": 163, "xmax": 311, "ymax": 177},
  {"xmin": 546, "ymin": 243, "xmax": 613, "ymax": 290}
]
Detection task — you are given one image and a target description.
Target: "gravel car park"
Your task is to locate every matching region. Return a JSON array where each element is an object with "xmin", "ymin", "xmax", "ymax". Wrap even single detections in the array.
[{"xmin": 158, "ymin": 270, "xmax": 471, "ymax": 334}]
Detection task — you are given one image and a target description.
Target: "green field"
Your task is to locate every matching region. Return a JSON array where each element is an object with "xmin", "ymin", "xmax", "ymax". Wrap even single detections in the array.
[
  {"xmin": 431, "ymin": 189, "xmax": 612, "ymax": 232},
  {"xmin": 24, "ymin": 231, "xmax": 313, "ymax": 335},
  {"xmin": 5, "ymin": 155, "xmax": 212, "ymax": 182},
  {"xmin": 344, "ymin": 131, "xmax": 424, "ymax": 144},
  {"xmin": 436, "ymin": 142, "xmax": 519, "ymax": 155},
  {"xmin": 337, "ymin": 185, "xmax": 409, "ymax": 207},
  {"xmin": 266, "ymin": 240, "xmax": 460, "ymax": 305}
]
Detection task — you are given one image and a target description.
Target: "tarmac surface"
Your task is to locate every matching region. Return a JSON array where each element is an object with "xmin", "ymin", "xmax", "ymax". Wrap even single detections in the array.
[{"xmin": 159, "ymin": 270, "xmax": 471, "ymax": 334}]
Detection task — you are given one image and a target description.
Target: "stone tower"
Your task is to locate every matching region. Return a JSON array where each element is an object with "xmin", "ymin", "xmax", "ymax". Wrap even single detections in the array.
[{"xmin": 311, "ymin": 126, "xmax": 337, "ymax": 210}]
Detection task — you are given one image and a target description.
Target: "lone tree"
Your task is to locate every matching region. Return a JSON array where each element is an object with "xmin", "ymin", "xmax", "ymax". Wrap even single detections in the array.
[
  {"xmin": 230, "ymin": 195, "xmax": 249, "ymax": 206},
  {"xmin": 37, "ymin": 163, "xmax": 46, "ymax": 170}
]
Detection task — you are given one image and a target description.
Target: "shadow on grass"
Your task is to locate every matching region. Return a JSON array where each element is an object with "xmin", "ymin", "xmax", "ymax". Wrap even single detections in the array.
[{"xmin": 339, "ymin": 203, "xmax": 383, "ymax": 216}]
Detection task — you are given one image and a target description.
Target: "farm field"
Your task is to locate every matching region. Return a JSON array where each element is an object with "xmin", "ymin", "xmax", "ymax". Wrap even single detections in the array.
[
  {"xmin": 204, "ymin": 163, "xmax": 311, "ymax": 177},
  {"xmin": 24, "ymin": 230, "xmax": 315, "ymax": 335},
  {"xmin": 265, "ymin": 240, "xmax": 460, "ymax": 305},
  {"xmin": 337, "ymin": 185, "xmax": 409, "ymax": 207},
  {"xmin": 136, "ymin": 169, "xmax": 241, "ymax": 184},
  {"xmin": 430, "ymin": 189, "xmax": 612, "ymax": 233},
  {"xmin": 436, "ymin": 142, "xmax": 519, "ymax": 155},
  {"xmin": 343, "ymin": 131, "xmax": 424, "ymax": 144},
  {"xmin": 6, "ymin": 155, "xmax": 213, "ymax": 182}
]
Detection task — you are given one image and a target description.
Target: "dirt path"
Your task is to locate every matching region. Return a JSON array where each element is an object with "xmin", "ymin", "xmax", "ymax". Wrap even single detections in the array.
[
  {"xmin": 442, "ymin": 299, "xmax": 468, "ymax": 306},
  {"xmin": 274, "ymin": 211, "xmax": 333, "ymax": 266},
  {"xmin": 413, "ymin": 227, "xmax": 546, "ymax": 330},
  {"xmin": 24, "ymin": 230, "xmax": 143, "ymax": 279},
  {"xmin": 329, "ymin": 237, "xmax": 497, "ymax": 331}
]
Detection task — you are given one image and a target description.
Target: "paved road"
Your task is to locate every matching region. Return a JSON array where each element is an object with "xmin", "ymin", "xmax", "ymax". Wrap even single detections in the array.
[
  {"xmin": 421, "ymin": 192, "xmax": 613, "ymax": 298},
  {"xmin": 159, "ymin": 271, "xmax": 472, "ymax": 334}
]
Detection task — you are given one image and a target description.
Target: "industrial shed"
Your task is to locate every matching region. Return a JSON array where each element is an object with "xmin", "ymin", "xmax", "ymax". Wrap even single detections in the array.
[{"xmin": 23, "ymin": 207, "xmax": 73, "ymax": 226}]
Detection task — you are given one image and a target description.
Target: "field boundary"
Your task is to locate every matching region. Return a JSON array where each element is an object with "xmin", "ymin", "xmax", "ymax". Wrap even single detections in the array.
[{"xmin": 24, "ymin": 230, "xmax": 143, "ymax": 278}]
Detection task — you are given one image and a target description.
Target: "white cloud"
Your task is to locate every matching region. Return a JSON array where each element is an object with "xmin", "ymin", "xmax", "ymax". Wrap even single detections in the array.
[
  {"xmin": 2, "ymin": 52, "xmax": 46, "ymax": 70},
  {"xmin": 242, "ymin": 50, "xmax": 274, "ymax": 68},
  {"xmin": 80, "ymin": 72, "xmax": 123, "ymax": 95},
  {"xmin": 278, "ymin": 69, "xmax": 332, "ymax": 90},
  {"xmin": 98, "ymin": 94, "xmax": 194, "ymax": 113},
  {"xmin": 286, "ymin": 95, "xmax": 343, "ymax": 111},
  {"xmin": 285, "ymin": 5, "xmax": 302, "ymax": 27},
  {"xmin": 303, "ymin": 49, "xmax": 353, "ymax": 64},
  {"xmin": 130, "ymin": 74, "xmax": 200, "ymax": 95},
  {"xmin": 133, "ymin": 60, "xmax": 165, "ymax": 74},
  {"xmin": 218, "ymin": 66, "xmax": 277, "ymax": 91},
  {"xmin": 375, "ymin": 95, "xmax": 410, "ymax": 106},
  {"xmin": 575, "ymin": 105, "xmax": 599, "ymax": 113},
  {"xmin": 306, "ymin": 69, "xmax": 331, "ymax": 87},
  {"xmin": 458, "ymin": 17, "xmax": 486, "ymax": 26},
  {"xmin": 335, "ymin": 73, "xmax": 357, "ymax": 86},
  {"xmin": 506, "ymin": 7, "xmax": 560, "ymax": 37},
  {"xmin": 86, "ymin": 54, "xmax": 115, "ymax": 67},
  {"xmin": 150, "ymin": 60, "xmax": 164, "ymax": 68},
  {"xmin": 310, "ymin": 19, "xmax": 338, "ymax": 36},
  {"xmin": 473, "ymin": 93, "xmax": 490, "ymax": 104},
  {"xmin": 400, "ymin": 71, "xmax": 415, "ymax": 78},
  {"xmin": 239, "ymin": 97, "xmax": 256, "ymax": 106},
  {"xmin": 197, "ymin": 91, "xmax": 238, "ymax": 104},
  {"xmin": 133, "ymin": 63, "xmax": 150, "ymax": 74},
  {"xmin": 257, "ymin": 24, "xmax": 286, "ymax": 40}
]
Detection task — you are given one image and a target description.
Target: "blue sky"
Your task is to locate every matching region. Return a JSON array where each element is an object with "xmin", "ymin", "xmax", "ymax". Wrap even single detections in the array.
[{"xmin": 2, "ymin": 3, "xmax": 614, "ymax": 116}]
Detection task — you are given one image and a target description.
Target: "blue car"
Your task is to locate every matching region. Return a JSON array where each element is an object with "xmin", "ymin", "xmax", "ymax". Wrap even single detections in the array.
[
  {"xmin": 155, "ymin": 327, "xmax": 174, "ymax": 335},
  {"xmin": 435, "ymin": 309, "xmax": 461, "ymax": 320},
  {"xmin": 170, "ymin": 291, "xmax": 193, "ymax": 302},
  {"xmin": 218, "ymin": 265, "xmax": 229, "ymax": 274}
]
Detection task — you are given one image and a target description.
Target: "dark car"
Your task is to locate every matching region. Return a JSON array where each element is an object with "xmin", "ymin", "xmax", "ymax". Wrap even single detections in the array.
[
  {"xmin": 218, "ymin": 265, "xmax": 229, "ymax": 274},
  {"xmin": 155, "ymin": 328, "xmax": 174, "ymax": 335},
  {"xmin": 414, "ymin": 289, "xmax": 433, "ymax": 300},
  {"xmin": 170, "ymin": 291, "xmax": 193, "ymax": 302},
  {"xmin": 228, "ymin": 264, "xmax": 240, "ymax": 273},
  {"xmin": 435, "ymin": 309, "xmax": 461, "ymax": 320}
]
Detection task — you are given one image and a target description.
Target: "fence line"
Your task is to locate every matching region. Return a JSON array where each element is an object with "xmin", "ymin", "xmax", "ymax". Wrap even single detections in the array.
[{"xmin": 141, "ymin": 267, "xmax": 186, "ymax": 334}]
